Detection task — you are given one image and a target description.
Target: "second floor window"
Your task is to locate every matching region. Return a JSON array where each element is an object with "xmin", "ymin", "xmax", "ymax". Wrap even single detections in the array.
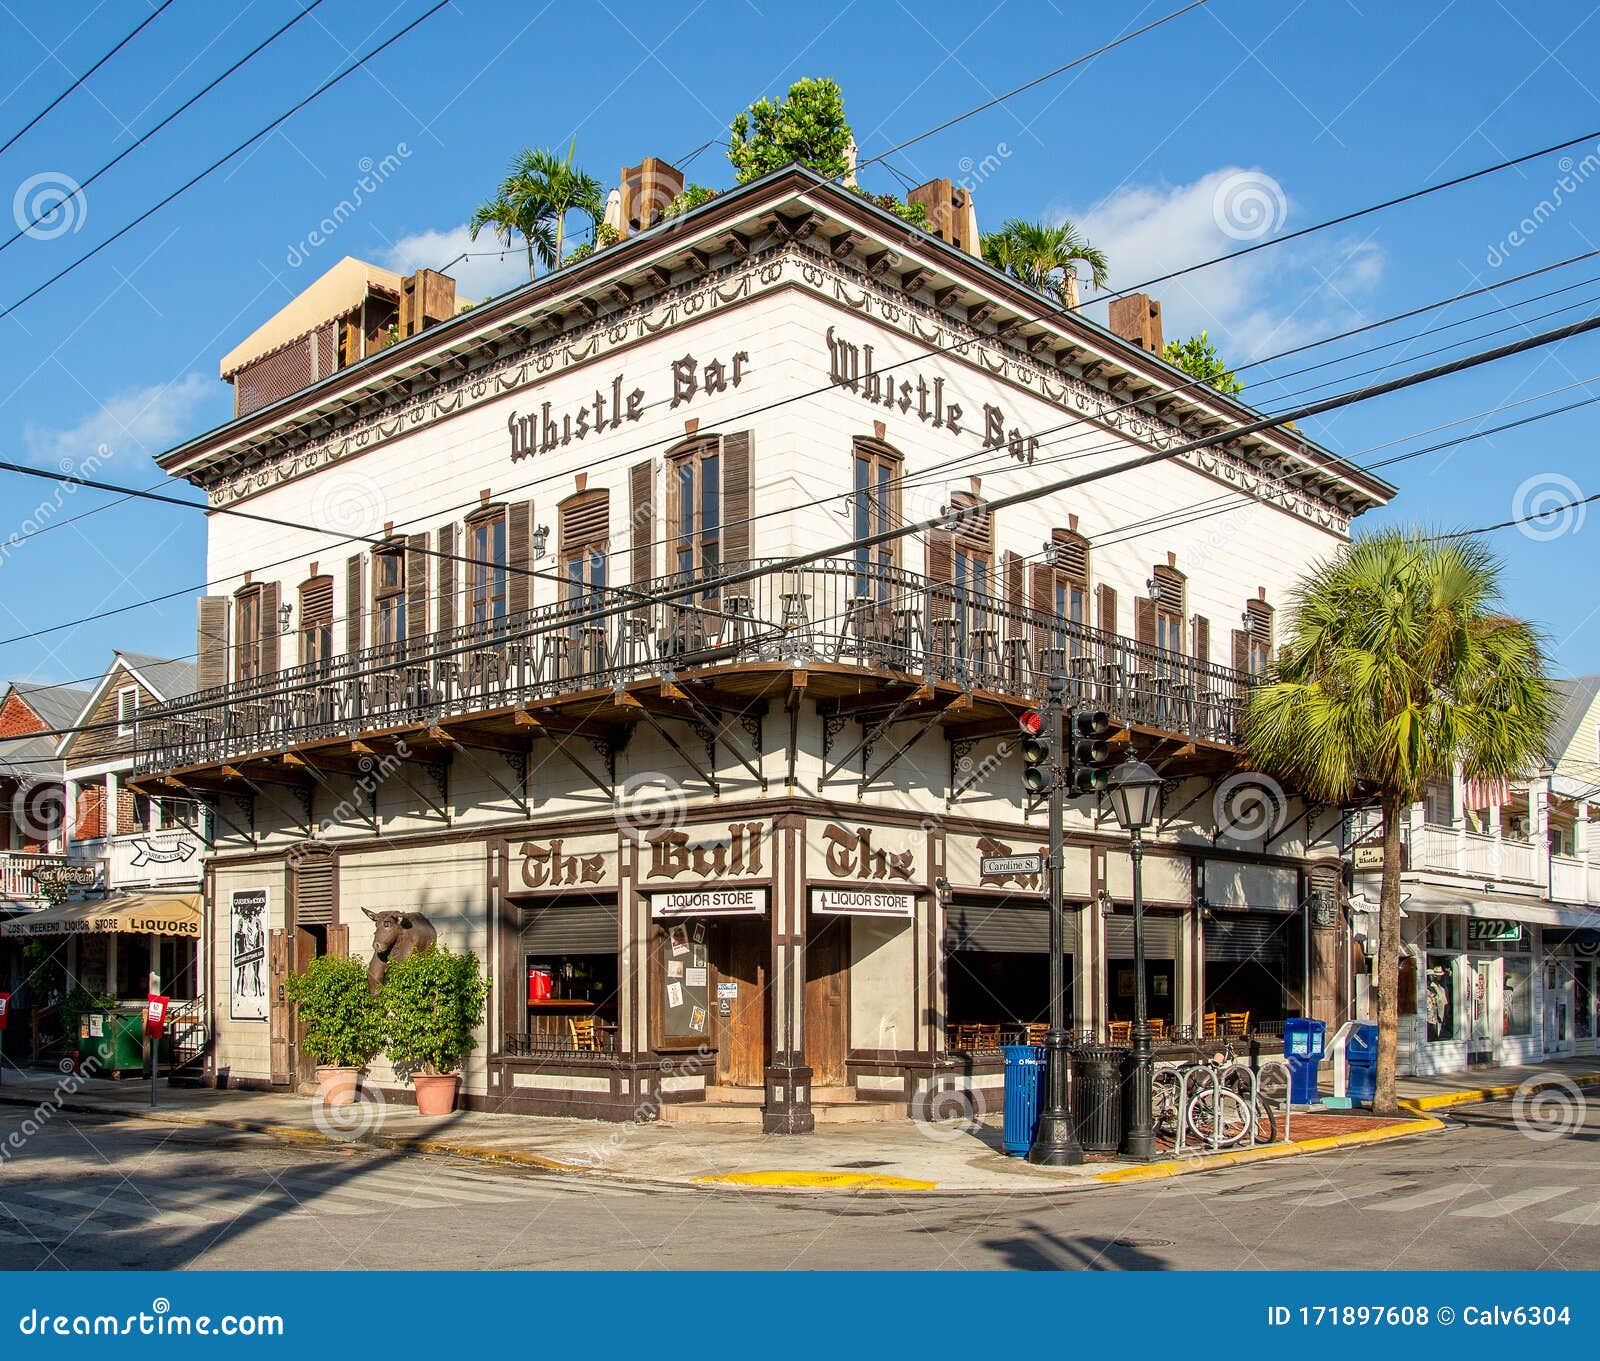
[
  {"xmin": 1048, "ymin": 531, "xmax": 1089, "ymax": 657},
  {"xmin": 300, "ymin": 575, "xmax": 334, "ymax": 668},
  {"xmin": 853, "ymin": 441, "xmax": 900, "ymax": 598},
  {"xmin": 669, "ymin": 440, "xmax": 720, "ymax": 580},
  {"xmin": 236, "ymin": 588, "xmax": 263, "ymax": 682},
  {"xmin": 950, "ymin": 492, "xmax": 992, "ymax": 631},
  {"xmin": 1245, "ymin": 598, "xmax": 1273, "ymax": 675},
  {"xmin": 373, "ymin": 545, "xmax": 406, "ymax": 648},
  {"xmin": 560, "ymin": 490, "xmax": 610, "ymax": 610},
  {"xmin": 467, "ymin": 512, "xmax": 508, "ymax": 625}
]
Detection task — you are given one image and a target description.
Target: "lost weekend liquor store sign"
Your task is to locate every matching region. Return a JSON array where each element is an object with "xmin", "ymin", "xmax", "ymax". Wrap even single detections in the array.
[{"xmin": 505, "ymin": 349, "xmax": 751, "ymax": 461}]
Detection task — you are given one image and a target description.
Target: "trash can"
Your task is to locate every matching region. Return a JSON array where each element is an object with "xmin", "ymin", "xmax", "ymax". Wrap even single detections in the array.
[
  {"xmin": 1283, "ymin": 1017, "xmax": 1327, "ymax": 1106},
  {"xmin": 1071, "ymin": 1044, "xmax": 1126, "ymax": 1154},
  {"xmin": 78, "ymin": 1008, "xmax": 162, "ymax": 1076},
  {"xmin": 1001, "ymin": 1045, "xmax": 1045, "ymax": 1156}
]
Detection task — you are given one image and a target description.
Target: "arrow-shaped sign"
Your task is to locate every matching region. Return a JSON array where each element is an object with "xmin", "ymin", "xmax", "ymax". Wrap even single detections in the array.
[{"xmin": 129, "ymin": 837, "xmax": 197, "ymax": 868}]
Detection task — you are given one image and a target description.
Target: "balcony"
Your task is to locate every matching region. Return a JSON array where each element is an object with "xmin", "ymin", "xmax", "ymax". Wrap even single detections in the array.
[
  {"xmin": 131, "ymin": 559, "xmax": 1252, "ymax": 782},
  {"xmin": 1400, "ymin": 822, "xmax": 1600, "ymax": 907},
  {"xmin": 0, "ymin": 851, "xmax": 106, "ymax": 903}
]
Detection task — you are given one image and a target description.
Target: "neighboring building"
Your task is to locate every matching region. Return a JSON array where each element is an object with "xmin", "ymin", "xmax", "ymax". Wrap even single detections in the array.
[
  {"xmin": 131, "ymin": 160, "xmax": 1393, "ymax": 1127},
  {"xmin": 1352, "ymin": 675, "xmax": 1600, "ymax": 1076}
]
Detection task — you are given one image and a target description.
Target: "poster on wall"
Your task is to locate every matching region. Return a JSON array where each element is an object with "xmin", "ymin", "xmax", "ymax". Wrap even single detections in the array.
[{"xmin": 229, "ymin": 888, "xmax": 270, "ymax": 1021}]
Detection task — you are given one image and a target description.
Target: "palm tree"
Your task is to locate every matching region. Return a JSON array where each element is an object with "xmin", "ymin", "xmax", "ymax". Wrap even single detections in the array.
[
  {"xmin": 468, "ymin": 141, "xmax": 604, "ymax": 280},
  {"xmin": 981, "ymin": 217, "xmax": 1109, "ymax": 304},
  {"xmin": 1240, "ymin": 529, "xmax": 1555, "ymax": 1115}
]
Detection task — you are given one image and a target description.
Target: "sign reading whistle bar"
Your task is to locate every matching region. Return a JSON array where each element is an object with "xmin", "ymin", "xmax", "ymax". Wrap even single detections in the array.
[{"xmin": 650, "ymin": 888, "xmax": 767, "ymax": 917}]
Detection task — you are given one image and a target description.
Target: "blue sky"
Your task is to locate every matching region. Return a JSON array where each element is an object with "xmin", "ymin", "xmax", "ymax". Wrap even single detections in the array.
[{"xmin": 1, "ymin": 0, "xmax": 1599, "ymax": 696}]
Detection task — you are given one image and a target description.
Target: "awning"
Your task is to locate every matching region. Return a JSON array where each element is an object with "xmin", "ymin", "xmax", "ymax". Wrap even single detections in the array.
[
  {"xmin": 1386, "ymin": 881, "xmax": 1596, "ymax": 928},
  {"xmin": 0, "ymin": 891, "xmax": 201, "ymax": 939}
]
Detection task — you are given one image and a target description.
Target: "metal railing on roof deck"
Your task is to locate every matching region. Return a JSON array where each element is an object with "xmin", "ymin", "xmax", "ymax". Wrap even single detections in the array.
[{"xmin": 130, "ymin": 558, "xmax": 1254, "ymax": 774}]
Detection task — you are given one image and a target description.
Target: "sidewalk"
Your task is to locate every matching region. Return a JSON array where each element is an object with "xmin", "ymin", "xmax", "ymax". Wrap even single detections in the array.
[
  {"xmin": 1393, "ymin": 1056, "xmax": 1600, "ymax": 1111},
  {"xmin": 0, "ymin": 1066, "xmax": 1450, "ymax": 1193}
]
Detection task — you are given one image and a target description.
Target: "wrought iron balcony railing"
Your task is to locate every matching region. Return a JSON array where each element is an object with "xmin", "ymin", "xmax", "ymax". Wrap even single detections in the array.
[{"xmin": 131, "ymin": 559, "xmax": 1253, "ymax": 775}]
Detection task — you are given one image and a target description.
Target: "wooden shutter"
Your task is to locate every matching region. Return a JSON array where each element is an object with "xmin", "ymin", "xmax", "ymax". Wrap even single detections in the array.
[
  {"xmin": 1136, "ymin": 596, "xmax": 1155, "ymax": 647},
  {"xmin": 559, "ymin": 491, "xmax": 610, "ymax": 555},
  {"xmin": 507, "ymin": 501, "xmax": 533, "ymax": 615},
  {"xmin": 260, "ymin": 581, "xmax": 281, "ymax": 674},
  {"xmin": 405, "ymin": 533, "xmax": 428, "ymax": 642},
  {"xmin": 268, "ymin": 929, "xmax": 290, "ymax": 1085},
  {"xmin": 1193, "ymin": 614, "xmax": 1210, "ymax": 666},
  {"xmin": 1053, "ymin": 531, "xmax": 1089, "ymax": 585},
  {"xmin": 1029, "ymin": 563, "xmax": 1052, "ymax": 616},
  {"xmin": 1003, "ymin": 550, "xmax": 1024, "ymax": 615},
  {"xmin": 1098, "ymin": 584, "xmax": 1117, "ymax": 635},
  {"xmin": 721, "ymin": 431, "xmax": 753, "ymax": 564},
  {"xmin": 345, "ymin": 556, "xmax": 363, "ymax": 655},
  {"xmin": 197, "ymin": 596, "xmax": 229, "ymax": 691},
  {"xmin": 1232, "ymin": 629, "xmax": 1249, "ymax": 674},
  {"xmin": 437, "ymin": 523, "xmax": 457, "ymax": 632},
  {"xmin": 300, "ymin": 575, "xmax": 333, "ymax": 625},
  {"xmin": 926, "ymin": 529, "xmax": 954, "ymax": 619},
  {"xmin": 293, "ymin": 852, "xmax": 335, "ymax": 926},
  {"xmin": 326, "ymin": 923, "xmax": 350, "ymax": 961},
  {"xmin": 630, "ymin": 460, "xmax": 654, "ymax": 586}
]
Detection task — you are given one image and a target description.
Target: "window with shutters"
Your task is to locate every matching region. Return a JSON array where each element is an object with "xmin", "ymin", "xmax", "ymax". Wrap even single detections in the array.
[
  {"xmin": 851, "ymin": 440, "xmax": 900, "ymax": 599},
  {"xmin": 667, "ymin": 440, "xmax": 720, "ymax": 584},
  {"xmin": 949, "ymin": 492, "xmax": 992, "ymax": 633},
  {"xmin": 1245, "ymin": 598, "xmax": 1273, "ymax": 675},
  {"xmin": 373, "ymin": 544, "xmax": 406, "ymax": 649},
  {"xmin": 1047, "ymin": 530, "xmax": 1089, "ymax": 657},
  {"xmin": 299, "ymin": 575, "xmax": 334, "ymax": 669},
  {"xmin": 466, "ymin": 509, "xmax": 508, "ymax": 625},
  {"xmin": 559, "ymin": 489, "xmax": 609, "ymax": 609},
  {"xmin": 1152, "ymin": 565, "xmax": 1186, "ymax": 655},
  {"xmin": 234, "ymin": 587, "xmax": 264, "ymax": 683}
]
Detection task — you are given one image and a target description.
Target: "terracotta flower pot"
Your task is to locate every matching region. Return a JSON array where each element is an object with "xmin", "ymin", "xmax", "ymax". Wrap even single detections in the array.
[
  {"xmin": 315, "ymin": 1065, "xmax": 361, "ymax": 1107},
  {"xmin": 412, "ymin": 1071, "xmax": 460, "ymax": 1116}
]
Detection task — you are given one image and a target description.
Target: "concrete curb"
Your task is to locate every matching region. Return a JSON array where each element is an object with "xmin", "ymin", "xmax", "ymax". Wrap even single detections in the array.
[
  {"xmin": 1398, "ymin": 1070, "xmax": 1600, "ymax": 1113},
  {"xmin": 1093, "ymin": 1116, "xmax": 1444, "ymax": 1184}
]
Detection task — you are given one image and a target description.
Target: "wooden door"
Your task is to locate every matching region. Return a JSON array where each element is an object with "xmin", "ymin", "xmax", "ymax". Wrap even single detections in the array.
[
  {"xmin": 268, "ymin": 929, "xmax": 291, "ymax": 1086},
  {"xmin": 804, "ymin": 916, "xmax": 849, "ymax": 1086},
  {"xmin": 711, "ymin": 919, "xmax": 766, "ymax": 1086},
  {"xmin": 290, "ymin": 927, "xmax": 324, "ymax": 1086}
]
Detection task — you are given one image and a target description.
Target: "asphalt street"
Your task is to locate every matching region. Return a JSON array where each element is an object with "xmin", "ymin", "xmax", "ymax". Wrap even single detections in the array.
[{"xmin": 0, "ymin": 1098, "xmax": 1594, "ymax": 1270}]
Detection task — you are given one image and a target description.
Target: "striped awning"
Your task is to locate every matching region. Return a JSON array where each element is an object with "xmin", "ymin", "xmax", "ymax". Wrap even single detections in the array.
[{"xmin": 0, "ymin": 891, "xmax": 201, "ymax": 939}]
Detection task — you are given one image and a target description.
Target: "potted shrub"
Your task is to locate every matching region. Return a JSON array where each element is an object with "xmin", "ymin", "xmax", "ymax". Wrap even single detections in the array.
[
  {"xmin": 381, "ymin": 947, "xmax": 489, "ymax": 1116},
  {"xmin": 284, "ymin": 955, "xmax": 383, "ymax": 1106}
]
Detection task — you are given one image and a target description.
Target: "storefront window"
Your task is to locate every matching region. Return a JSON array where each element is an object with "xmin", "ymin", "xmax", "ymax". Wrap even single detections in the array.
[
  {"xmin": 1503, "ymin": 958, "xmax": 1533, "ymax": 1036},
  {"xmin": 1426, "ymin": 954, "xmax": 1460, "ymax": 1042},
  {"xmin": 521, "ymin": 953, "xmax": 618, "ymax": 1054},
  {"xmin": 1577, "ymin": 961, "xmax": 1593, "ymax": 1038}
]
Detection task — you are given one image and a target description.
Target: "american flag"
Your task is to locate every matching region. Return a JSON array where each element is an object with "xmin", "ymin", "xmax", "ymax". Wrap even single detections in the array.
[{"xmin": 1462, "ymin": 774, "xmax": 1511, "ymax": 810}]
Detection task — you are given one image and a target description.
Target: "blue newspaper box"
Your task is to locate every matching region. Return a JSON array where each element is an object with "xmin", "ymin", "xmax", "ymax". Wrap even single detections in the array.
[
  {"xmin": 1344, "ymin": 1022, "xmax": 1379, "ymax": 1104},
  {"xmin": 1283, "ymin": 1018, "xmax": 1326, "ymax": 1105},
  {"xmin": 1002, "ymin": 1045, "xmax": 1046, "ymax": 1156}
]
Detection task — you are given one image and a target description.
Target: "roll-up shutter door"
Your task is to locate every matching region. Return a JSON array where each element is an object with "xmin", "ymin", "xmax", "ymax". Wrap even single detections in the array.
[
  {"xmin": 1204, "ymin": 913, "xmax": 1290, "ymax": 963},
  {"xmin": 293, "ymin": 853, "xmax": 335, "ymax": 926},
  {"xmin": 943, "ymin": 901, "xmax": 1076, "ymax": 954},
  {"xmin": 1104, "ymin": 912, "xmax": 1179, "ymax": 958},
  {"xmin": 520, "ymin": 899, "xmax": 619, "ymax": 954}
]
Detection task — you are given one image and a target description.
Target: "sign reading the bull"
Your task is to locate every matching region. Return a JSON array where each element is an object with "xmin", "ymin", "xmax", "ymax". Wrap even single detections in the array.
[
  {"xmin": 811, "ymin": 822, "xmax": 918, "ymax": 884},
  {"xmin": 642, "ymin": 822, "xmax": 766, "ymax": 883},
  {"xmin": 520, "ymin": 837, "xmax": 612, "ymax": 891}
]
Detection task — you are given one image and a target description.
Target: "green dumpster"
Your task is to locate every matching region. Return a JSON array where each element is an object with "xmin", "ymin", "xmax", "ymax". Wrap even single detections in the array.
[{"xmin": 78, "ymin": 1009, "xmax": 167, "ymax": 1076}]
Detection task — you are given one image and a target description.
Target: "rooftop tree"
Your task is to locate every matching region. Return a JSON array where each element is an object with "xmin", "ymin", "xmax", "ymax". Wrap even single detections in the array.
[{"xmin": 728, "ymin": 77, "xmax": 853, "ymax": 183}]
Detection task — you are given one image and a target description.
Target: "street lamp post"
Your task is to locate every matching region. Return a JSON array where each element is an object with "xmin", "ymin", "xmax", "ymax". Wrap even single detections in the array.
[{"xmin": 1106, "ymin": 756, "xmax": 1163, "ymax": 1161}]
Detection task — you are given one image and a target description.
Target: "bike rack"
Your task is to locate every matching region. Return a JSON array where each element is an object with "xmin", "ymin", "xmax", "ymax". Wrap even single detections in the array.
[{"xmin": 1173, "ymin": 1058, "xmax": 1293, "ymax": 1155}]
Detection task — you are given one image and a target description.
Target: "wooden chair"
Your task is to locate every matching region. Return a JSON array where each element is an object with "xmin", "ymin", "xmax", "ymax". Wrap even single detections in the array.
[
  {"xmin": 1221, "ymin": 1011, "xmax": 1250, "ymax": 1038},
  {"xmin": 951, "ymin": 1024, "xmax": 981, "ymax": 1052},
  {"xmin": 1148, "ymin": 1018, "xmax": 1167, "ymax": 1042},
  {"xmin": 1203, "ymin": 1012, "xmax": 1219, "ymax": 1038},
  {"xmin": 568, "ymin": 1017, "xmax": 599, "ymax": 1052},
  {"xmin": 1109, "ymin": 1021, "xmax": 1132, "ymax": 1046},
  {"xmin": 1024, "ymin": 1023, "xmax": 1048, "ymax": 1046}
]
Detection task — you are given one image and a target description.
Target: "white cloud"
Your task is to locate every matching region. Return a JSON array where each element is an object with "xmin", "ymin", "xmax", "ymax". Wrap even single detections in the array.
[
  {"xmin": 1063, "ymin": 168, "xmax": 1385, "ymax": 366},
  {"xmin": 377, "ymin": 224, "xmax": 532, "ymax": 303},
  {"xmin": 21, "ymin": 371, "xmax": 220, "ymax": 471}
]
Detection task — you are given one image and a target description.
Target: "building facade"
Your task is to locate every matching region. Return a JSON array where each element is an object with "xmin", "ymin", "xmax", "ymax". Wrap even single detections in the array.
[
  {"xmin": 131, "ymin": 163, "xmax": 1393, "ymax": 1128},
  {"xmin": 1353, "ymin": 676, "xmax": 1600, "ymax": 1076}
]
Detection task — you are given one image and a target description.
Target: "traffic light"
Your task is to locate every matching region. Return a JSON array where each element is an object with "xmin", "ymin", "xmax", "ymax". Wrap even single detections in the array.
[
  {"xmin": 1070, "ymin": 710, "xmax": 1116, "ymax": 795},
  {"xmin": 1019, "ymin": 708, "xmax": 1052, "ymax": 794}
]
